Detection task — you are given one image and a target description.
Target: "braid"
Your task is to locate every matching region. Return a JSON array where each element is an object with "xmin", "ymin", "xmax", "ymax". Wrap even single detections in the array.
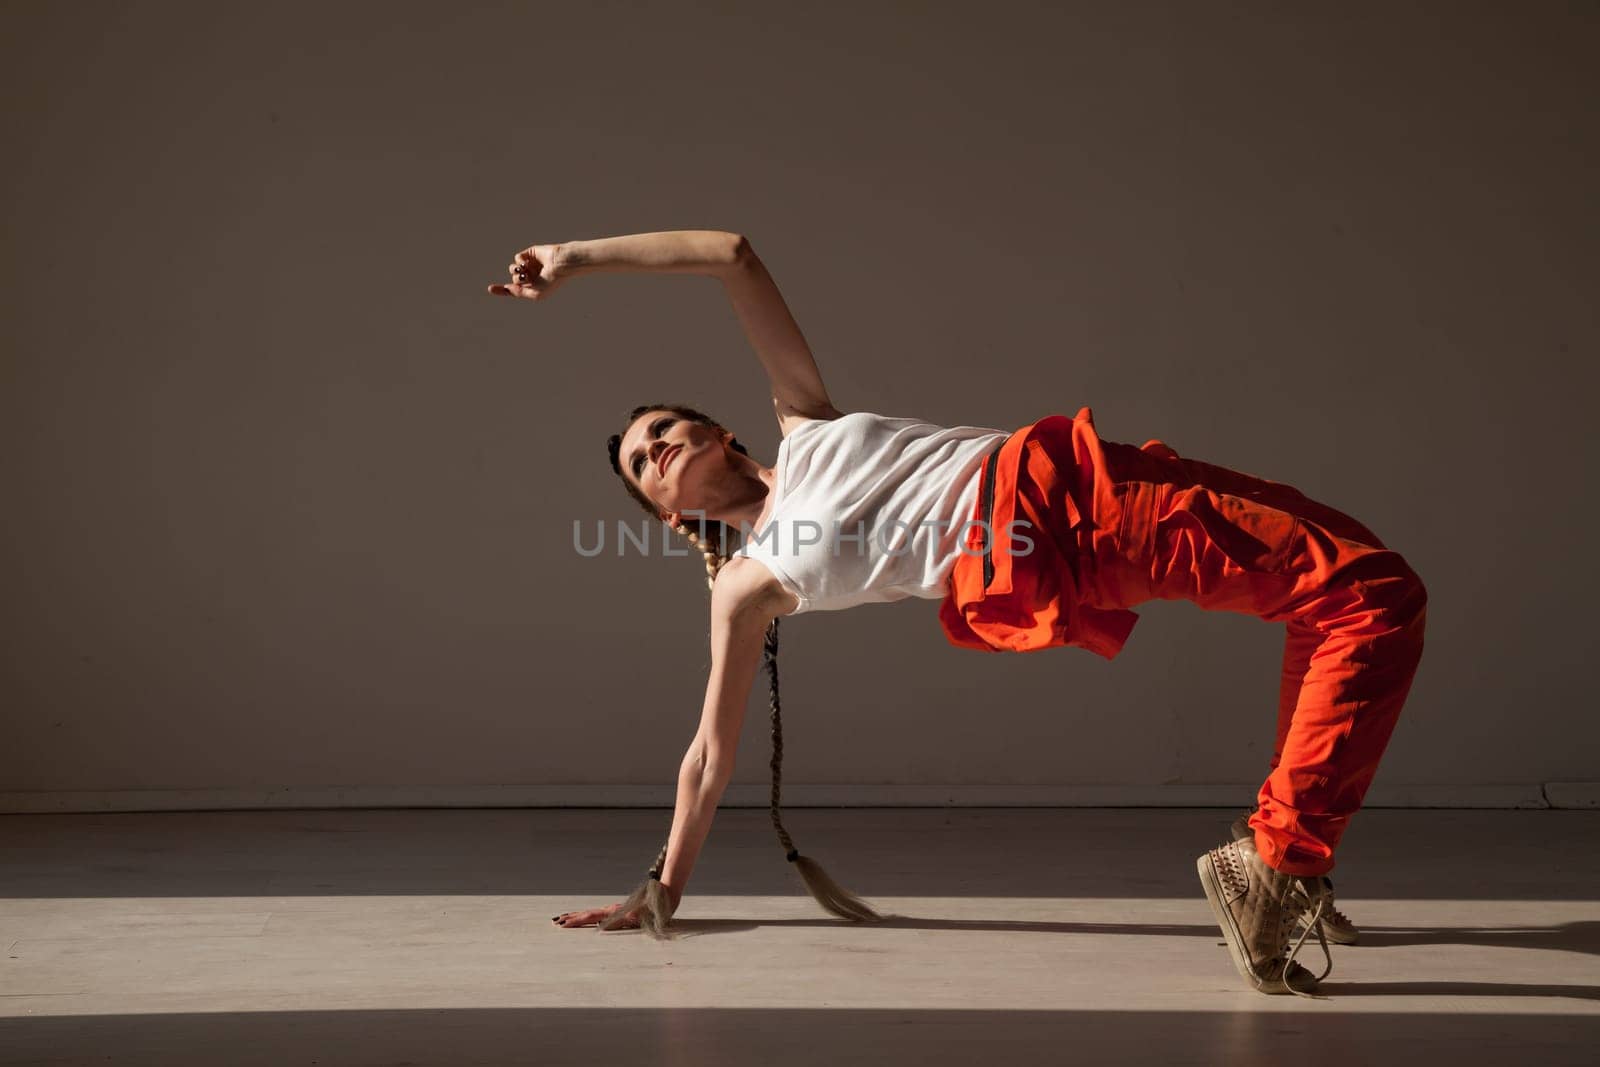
[
  {"xmin": 600, "ymin": 403, "xmax": 884, "ymax": 939},
  {"xmin": 758, "ymin": 614, "xmax": 882, "ymax": 924},
  {"xmin": 673, "ymin": 520, "xmax": 726, "ymax": 591},
  {"xmin": 765, "ymin": 622, "xmax": 798, "ymax": 860}
]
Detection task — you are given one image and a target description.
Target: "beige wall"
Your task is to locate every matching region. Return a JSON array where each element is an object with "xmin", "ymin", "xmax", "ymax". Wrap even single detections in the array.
[{"xmin": 2, "ymin": 1, "xmax": 1594, "ymax": 808}]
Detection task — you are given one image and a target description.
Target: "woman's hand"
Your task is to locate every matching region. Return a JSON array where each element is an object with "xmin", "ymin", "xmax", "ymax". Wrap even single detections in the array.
[
  {"xmin": 487, "ymin": 243, "xmax": 568, "ymax": 301},
  {"xmin": 550, "ymin": 901, "xmax": 638, "ymax": 930}
]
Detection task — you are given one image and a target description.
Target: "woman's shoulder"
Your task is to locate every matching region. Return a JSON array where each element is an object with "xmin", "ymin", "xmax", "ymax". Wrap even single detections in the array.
[
  {"xmin": 775, "ymin": 399, "xmax": 848, "ymax": 440},
  {"xmin": 777, "ymin": 408, "xmax": 955, "ymax": 442},
  {"xmin": 715, "ymin": 554, "xmax": 803, "ymax": 616}
]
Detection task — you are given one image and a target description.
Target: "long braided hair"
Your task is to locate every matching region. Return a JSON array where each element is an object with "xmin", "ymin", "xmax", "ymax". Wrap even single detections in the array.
[{"xmin": 602, "ymin": 402, "xmax": 883, "ymax": 939}]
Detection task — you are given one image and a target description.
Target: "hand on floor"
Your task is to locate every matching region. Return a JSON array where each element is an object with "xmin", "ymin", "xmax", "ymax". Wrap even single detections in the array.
[{"xmin": 551, "ymin": 902, "xmax": 636, "ymax": 929}]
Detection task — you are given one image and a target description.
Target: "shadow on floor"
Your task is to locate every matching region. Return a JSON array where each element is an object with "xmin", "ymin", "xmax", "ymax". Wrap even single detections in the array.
[{"xmin": 656, "ymin": 915, "xmax": 1600, "ymax": 966}]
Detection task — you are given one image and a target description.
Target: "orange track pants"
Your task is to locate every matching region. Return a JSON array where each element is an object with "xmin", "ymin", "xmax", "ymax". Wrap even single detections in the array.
[{"xmin": 1072, "ymin": 434, "xmax": 1429, "ymax": 876}]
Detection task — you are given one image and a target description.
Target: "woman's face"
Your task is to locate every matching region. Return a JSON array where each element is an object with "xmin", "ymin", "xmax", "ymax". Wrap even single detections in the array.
[{"xmin": 618, "ymin": 409, "xmax": 734, "ymax": 519}]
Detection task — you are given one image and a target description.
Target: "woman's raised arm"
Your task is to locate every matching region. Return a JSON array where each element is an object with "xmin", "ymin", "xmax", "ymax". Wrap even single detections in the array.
[
  {"xmin": 558, "ymin": 229, "xmax": 745, "ymax": 277},
  {"xmin": 487, "ymin": 229, "xmax": 741, "ymax": 299},
  {"xmin": 488, "ymin": 230, "xmax": 842, "ymax": 435},
  {"xmin": 719, "ymin": 238, "xmax": 844, "ymax": 436}
]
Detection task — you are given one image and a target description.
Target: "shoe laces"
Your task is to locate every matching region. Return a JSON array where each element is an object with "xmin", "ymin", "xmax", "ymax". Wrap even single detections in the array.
[
  {"xmin": 1278, "ymin": 878, "xmax": 1334, "ymax": 999},
  {"xmin": 1318, "ymin": 877, "xmax": 1353, "ymax": 930}
]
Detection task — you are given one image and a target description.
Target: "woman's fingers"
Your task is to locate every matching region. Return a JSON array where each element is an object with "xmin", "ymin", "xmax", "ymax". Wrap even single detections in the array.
[
  {"xmin": 551, "ymin": 907, "xmax": 599, "ymax": 927},
  {"xmin": 487, "ymin": 246, "xmax": 561, "ymax": 299},
  {"xmin": 486, "ymin": 282, "xmax": 542, "ymax": 299},
  {"xmin": 549, "ymin": 904, "xmax": 637, "ymax": 929}
]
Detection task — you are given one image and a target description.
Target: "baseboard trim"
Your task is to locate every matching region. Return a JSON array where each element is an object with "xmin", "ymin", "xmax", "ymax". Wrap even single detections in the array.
[
  {"xmin": 0, "ymin": 782, "xmax": 1563, "ymax": 814},
  {"xmin": 1542, "ymin": 781, "xmax": 1600, "ymax": 809}
]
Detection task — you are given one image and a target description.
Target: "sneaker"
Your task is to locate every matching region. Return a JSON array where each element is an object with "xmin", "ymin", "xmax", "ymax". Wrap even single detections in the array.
[
  {"xmin": 1230, "ymin": 810, "xmax": 1360, "ymax": 946},
  {"xmin": 1197, "ymin": 835, "xmax": 1334, "ymax": 997}
]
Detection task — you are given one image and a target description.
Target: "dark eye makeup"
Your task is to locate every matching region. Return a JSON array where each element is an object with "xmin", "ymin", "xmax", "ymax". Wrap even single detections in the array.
[{"xmin": 632, "ymin": 416, "xmax": 675, "ymax": 478}]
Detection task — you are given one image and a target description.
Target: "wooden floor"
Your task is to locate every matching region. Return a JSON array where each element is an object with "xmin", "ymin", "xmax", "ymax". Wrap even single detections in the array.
[{"xmin": 2, "ymin": 808, "xmax": 1597, "ymax": 1065}]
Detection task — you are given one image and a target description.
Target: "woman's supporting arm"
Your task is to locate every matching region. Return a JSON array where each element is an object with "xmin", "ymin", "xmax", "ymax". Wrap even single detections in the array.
[
  {"xmin": 656, "ymin": 740, "xmax": 731, "ymax": 911},
  {"xmin": 655, "ymin": 557, "xmax": 789, "ymax": 907},
  {"xmin": 555, "ymin": 229, "xmax": 745, "ymax": 279}
]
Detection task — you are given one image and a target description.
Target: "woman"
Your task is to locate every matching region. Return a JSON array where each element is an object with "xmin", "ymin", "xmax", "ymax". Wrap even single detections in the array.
[{"xmin": 486, "ymin": 230, "xmax": 1428, "ymax": 997}]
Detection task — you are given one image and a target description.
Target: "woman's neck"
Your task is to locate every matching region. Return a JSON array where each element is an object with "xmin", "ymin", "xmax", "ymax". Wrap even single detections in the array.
[{"xmin": 703, "ymin": 464, "xmax": 777, "ymax": 537}]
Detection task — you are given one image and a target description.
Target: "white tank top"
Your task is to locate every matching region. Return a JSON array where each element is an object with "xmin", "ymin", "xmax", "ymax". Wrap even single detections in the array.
[{"xmin": 732, "ymin": 412, "xmax": 1010, "ymax": 614}]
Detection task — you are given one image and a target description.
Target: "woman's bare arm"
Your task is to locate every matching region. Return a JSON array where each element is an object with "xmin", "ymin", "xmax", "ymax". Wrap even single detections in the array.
[
  {"xmin": 492, "ymin": 230, "xmax": 843, "ymax": 437},
  {"xmin": 719, "ymin": 239, "xmax": 844, "ymax": 436},
  {"xmin": 656, "ymin": 558, "xmax": 788, "ymax": 905},
  {"xmin": 555, "ymin": 229, "xmax": 745, "ymax": 277},
  {"xmin": 552, "ymin": 558, "xmax": 788, "ymax": 928}
]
